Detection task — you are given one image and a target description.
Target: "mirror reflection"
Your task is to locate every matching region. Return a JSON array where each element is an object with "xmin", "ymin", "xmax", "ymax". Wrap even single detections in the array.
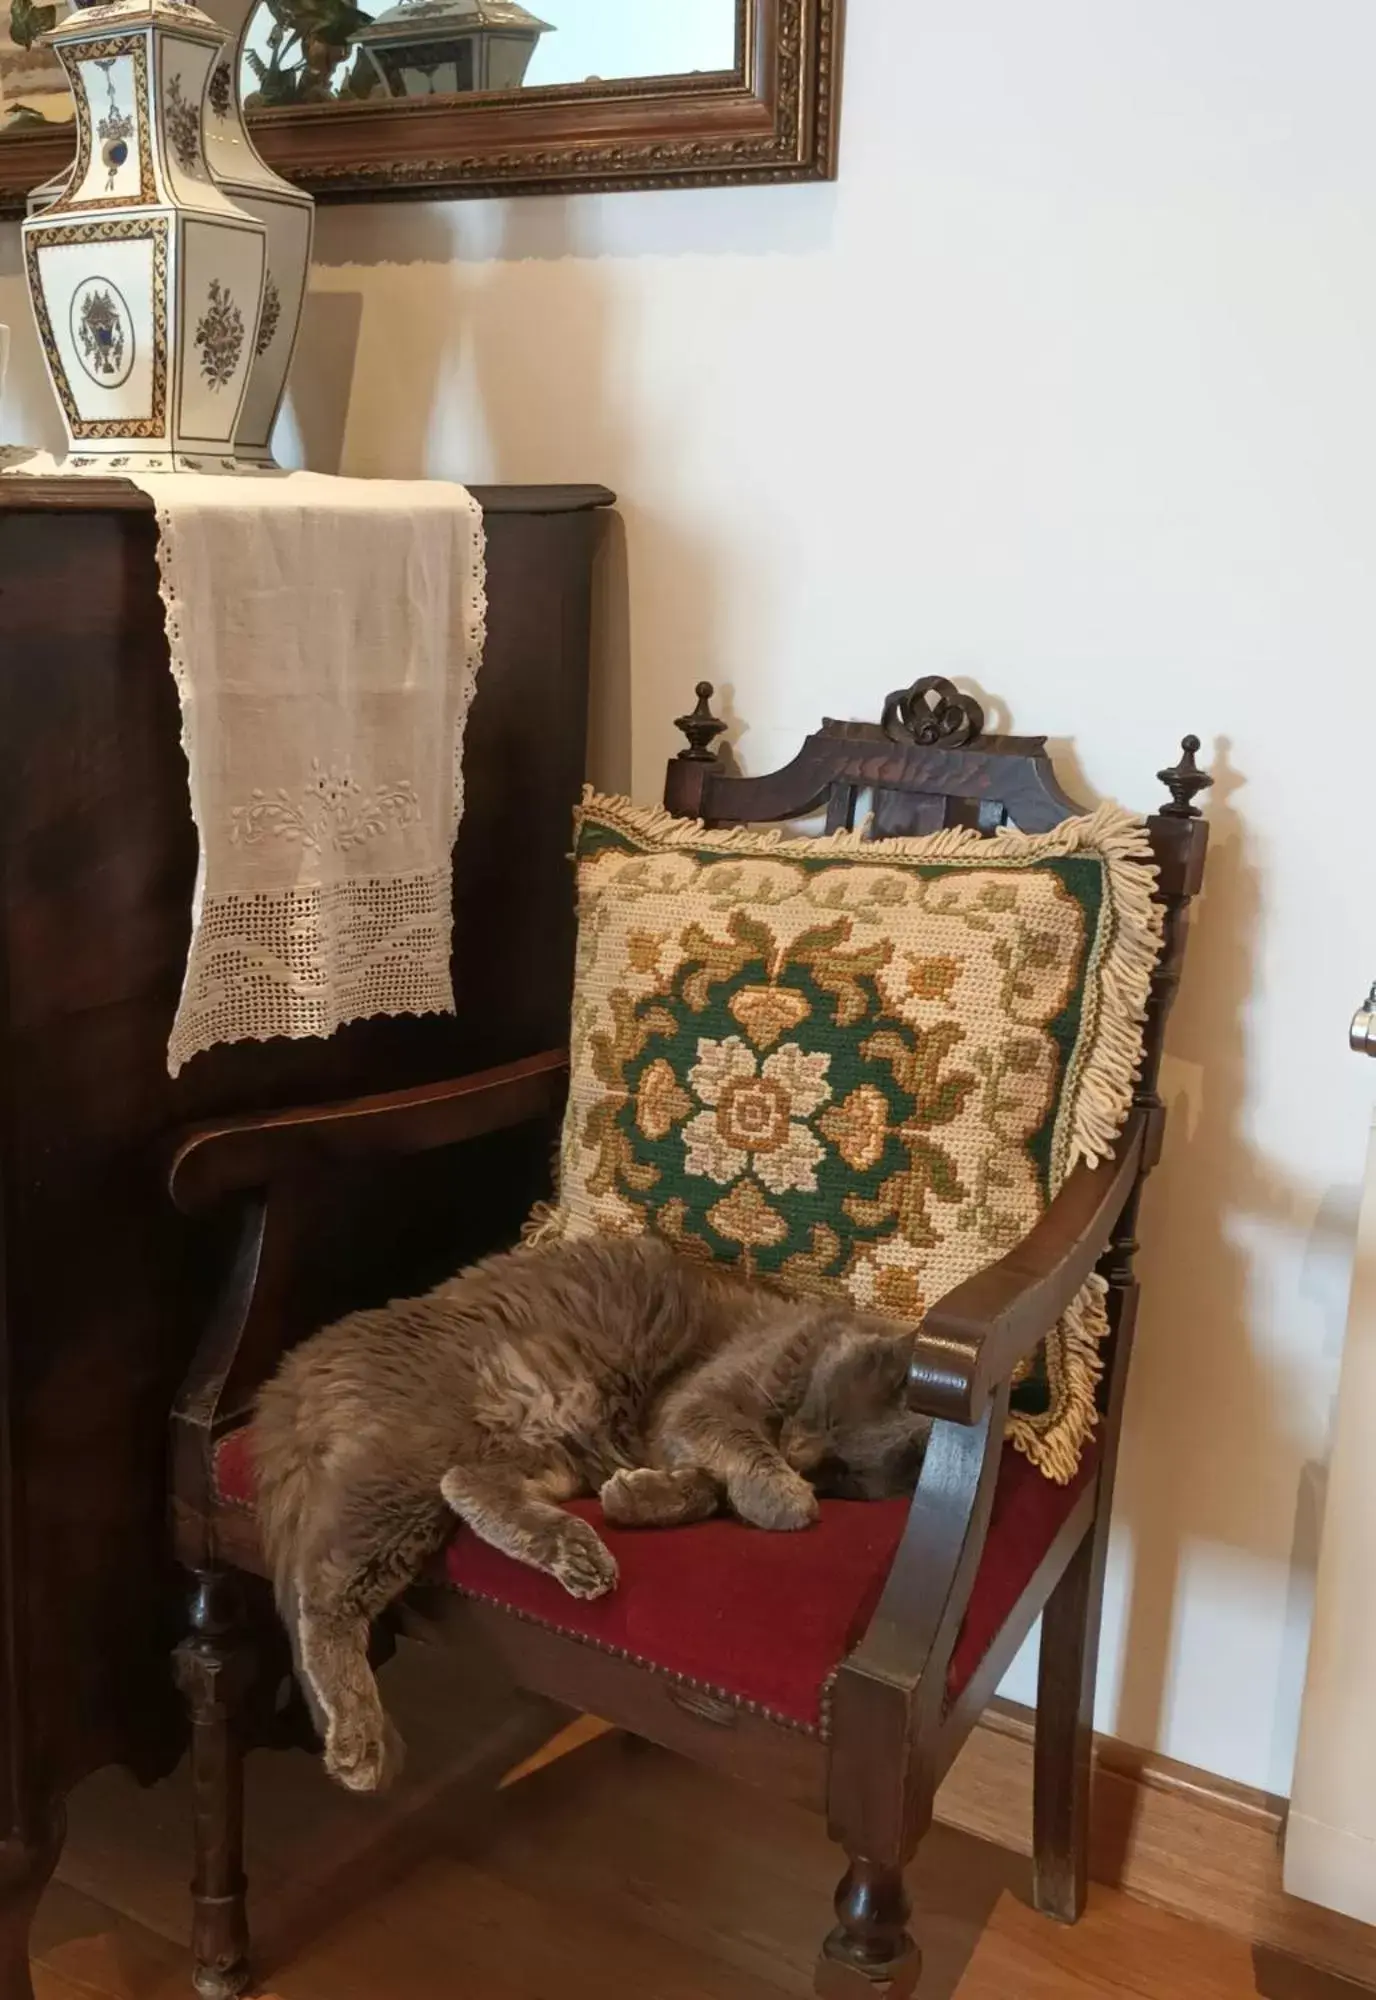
[
  {"xmin": 0, "ymin": 0, "xmax": 739, "ymax": 128},
  {"xmin": 1, "ymin": 0, "xmax": 69, "ymax": 128},
  {"xmin": 243, "ymin": 0, "xmax": 739, "ymax": 110}
]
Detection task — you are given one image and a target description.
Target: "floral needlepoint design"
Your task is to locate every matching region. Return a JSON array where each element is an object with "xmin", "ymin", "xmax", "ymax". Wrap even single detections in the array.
[
  {"xmin": 728, "ymin": 984, "xmax": 810, "ymax": 1049},
  {"xmin": 196, "ymin": 279, "xmax": 245, "ymax": 389},
  {"xmin": 541, "ymin": 791, "xmax": 1169, "ymax": 1485},
  {"xmin": 907, "ymin": 956, "xmax": 961, "ymax": 1003},
  {"xmin": 255, "ymin": 273, "xmax": 282, "ymax": 358},
  {"xmin": 820, "ymin": 1084, "xmax": 890, "ymax": 1173},
  {"xmin": 683, "ymin": 1036, "xmax": 830, "ymax": 1195},
  {"xmin": 635, "ymin": 1060, "xmax": 691, "ymax": 1143},
  {"xmin": 706, "ymin": 1179, "xmax": 787, "ymax": 1250}
]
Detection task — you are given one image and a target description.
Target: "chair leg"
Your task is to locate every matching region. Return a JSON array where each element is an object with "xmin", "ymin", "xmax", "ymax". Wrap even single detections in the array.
[
  {"xmin": 173, "ymin": 1570, "xmax": 254, "ymax": 2000},
  {"xmin": 816, "ymin": 1858, "xmax": 921, "ymax": 1998},
  {"xmin": 1032, "ymin": 1523, "xmax": 1102, "ymax": 1924},
  {"xmin": 0, "ymin": 1800, "xmax": 66, "ymax": 2000}
]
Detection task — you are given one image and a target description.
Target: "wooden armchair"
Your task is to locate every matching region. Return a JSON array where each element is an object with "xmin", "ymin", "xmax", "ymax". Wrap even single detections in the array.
[{"xmin": 167, "ymin": 678, "xmax": 1210, "ymax": 2000}]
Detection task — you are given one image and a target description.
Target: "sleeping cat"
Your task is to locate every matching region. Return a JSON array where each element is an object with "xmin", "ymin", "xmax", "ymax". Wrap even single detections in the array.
[{"xmin": 253, "ymin": 1232, "xmax": 931, "ymax": 1792}]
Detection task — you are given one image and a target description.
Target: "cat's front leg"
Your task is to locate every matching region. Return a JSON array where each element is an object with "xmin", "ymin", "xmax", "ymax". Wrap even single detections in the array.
[
  {"xmin": 726, "ymin": 1461, "xmax": 819, "ymax": 1533},
  {"xmin": 600, "ymin": 1465, "xmax": 722, "ymax": 1528},
  {"xmin": 657, "ymin": 1411, "xmax": 818, "ymax": 1533},
  {"xmin": 441, "ymin": 1465, "xmax": 619, "ymax": 1599}
]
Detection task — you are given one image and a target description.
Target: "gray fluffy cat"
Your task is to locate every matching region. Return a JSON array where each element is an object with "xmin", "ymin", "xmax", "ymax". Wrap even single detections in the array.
[{"xmin": 253, "ymin": 1232, "xmax": 930, "ymax": 1791}]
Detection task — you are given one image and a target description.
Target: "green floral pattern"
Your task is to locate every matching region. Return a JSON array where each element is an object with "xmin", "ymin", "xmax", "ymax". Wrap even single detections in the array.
[{"xmin": 542, "ymin": 794, "xmax": 1162, "ymax": 1483}]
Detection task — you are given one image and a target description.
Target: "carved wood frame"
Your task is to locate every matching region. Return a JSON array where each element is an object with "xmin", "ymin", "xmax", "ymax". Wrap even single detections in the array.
[{"xmin": 0, "ymin": 0, "xmax": 842, "ymax": 219}]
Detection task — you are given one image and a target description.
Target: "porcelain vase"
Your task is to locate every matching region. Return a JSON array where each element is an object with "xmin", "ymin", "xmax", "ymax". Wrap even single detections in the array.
[
  {"xmin": 199, "ymin": 0, "xmax": 313, "ymax": 466},
  {"xmin": 353, "ymin": 0, "xmax": 550, "ymax": 98},
  {"xmin": 22, "ymin": 0, "xmax": 268, "ymax": 472}
]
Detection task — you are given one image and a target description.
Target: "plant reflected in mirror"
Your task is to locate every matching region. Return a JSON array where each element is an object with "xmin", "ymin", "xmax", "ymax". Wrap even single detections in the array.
[
  {"xmin": 1, "ymin": 0, "xmax": 68, "ymax": 131},
  {"xmin": 242, "ymin": 0, "xmax": 374, "ymax": 105},
  {"xmin": 238, "ymin": 0, "xmax": 737, "ymax": 109}
]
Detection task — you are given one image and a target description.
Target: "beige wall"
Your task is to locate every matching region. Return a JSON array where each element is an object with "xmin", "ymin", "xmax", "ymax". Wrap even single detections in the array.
[
  {"xmin": 1286, "ymin": 1112, "xmax": 1376, "ymax": 1920},
  {"xmin": 4, "ymin": 0, "xmax": 1376, "ymax": 1798}
]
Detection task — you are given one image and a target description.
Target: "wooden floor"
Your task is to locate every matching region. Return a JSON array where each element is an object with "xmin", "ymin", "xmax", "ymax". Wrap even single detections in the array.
[{"xmin": 35, "ymin": 1642, "xmax": 1371, "ymax": 2000}]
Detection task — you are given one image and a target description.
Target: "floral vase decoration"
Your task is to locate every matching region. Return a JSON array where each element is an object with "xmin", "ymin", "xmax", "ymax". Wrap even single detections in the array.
[{"xmin": 21, "ymin": 0, "xmax": 268, "ymax": 471}]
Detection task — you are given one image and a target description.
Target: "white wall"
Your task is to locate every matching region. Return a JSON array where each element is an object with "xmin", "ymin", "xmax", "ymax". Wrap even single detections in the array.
[{"xmin": 4, "ymin": 0, "xmax": 1375, "ymax": 1797}]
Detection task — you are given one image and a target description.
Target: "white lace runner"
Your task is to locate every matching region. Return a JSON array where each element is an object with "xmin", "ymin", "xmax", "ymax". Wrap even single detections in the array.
[{"xmin": 127, "ymin": 471, "xmax": 486, "ymax": 1075}]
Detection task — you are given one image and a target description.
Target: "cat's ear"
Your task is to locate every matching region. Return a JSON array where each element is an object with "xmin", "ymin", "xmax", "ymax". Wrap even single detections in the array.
[
  {"xmin": 841, "ymin": 1331, "xmax": 912, "ymax": 1396},
  {"xmin": 865, "ymin": 1330, "xmax": 913, "ymax": 1374}
]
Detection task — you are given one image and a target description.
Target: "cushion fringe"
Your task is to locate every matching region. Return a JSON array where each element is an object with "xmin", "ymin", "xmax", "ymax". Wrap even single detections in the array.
[{"xmin": 1006, "ymin": 1274, "xmax": 1110, "ymax": 1485}]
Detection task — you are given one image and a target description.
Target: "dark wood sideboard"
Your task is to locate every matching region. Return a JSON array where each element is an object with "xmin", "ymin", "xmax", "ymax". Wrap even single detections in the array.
[{"xmin": 0, "ymin": 478, "xmax": 612, "ymax": 1993}]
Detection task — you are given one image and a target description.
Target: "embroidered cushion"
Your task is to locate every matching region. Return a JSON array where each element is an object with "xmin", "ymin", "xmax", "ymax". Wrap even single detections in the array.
[{"xmin": 535, "ymin": 793, "xmax": 1162, "ymax": 1482}]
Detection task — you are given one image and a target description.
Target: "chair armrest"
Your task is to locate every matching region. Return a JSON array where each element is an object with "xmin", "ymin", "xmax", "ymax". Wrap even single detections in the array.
[
  {"xmin": 169, "ymin": 1049, "xmax": 569, "ymax": 1214},
  {"xmin": 907, "ymin": 1111, "xmax": 1147, "ymax": 1426}
]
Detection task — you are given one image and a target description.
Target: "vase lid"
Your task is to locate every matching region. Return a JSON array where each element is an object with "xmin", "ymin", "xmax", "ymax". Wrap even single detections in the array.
[
  {"xmin": 354, "ymin": 0, "xmax": 550, "ymax": 34},
  {"xmin": 47, "ymin": 0, "xmax": 224, "ymax": 42}
]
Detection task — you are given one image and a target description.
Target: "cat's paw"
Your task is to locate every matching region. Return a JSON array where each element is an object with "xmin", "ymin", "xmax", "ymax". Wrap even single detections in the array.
[
  {"xmin": 550, "ymin": 1518, "xmax": 619, "ymax": 1599},
  {"xmin": 600, "ymin": 1466, "xmax": 663, "ymax": 1526},
  {"xmin": 729, "ymin": 1468, "xmax": 819, "ymax": 1533},
  {"xmin": 325, "ymin": 1713, "xmax": 405, "ymax": 1794},
  {"xmin": 600, "ymin": 1465, "xmax": 719, "ymax": 1528}
]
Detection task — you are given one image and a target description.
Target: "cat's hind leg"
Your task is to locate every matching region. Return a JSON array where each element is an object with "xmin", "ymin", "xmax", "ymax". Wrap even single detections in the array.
[
  {"xmin": 441, "ymin": 1464, "xmax": 618, "ymax": 1599},
  {"xmin": 293, "ymin": 1475, "xmax": 449, "ymax": 1793},
  {"xmin": 600, "ymin": 1465, "xmax": 722, "ymax": 1528},
  {"xmin": 296, "ymin": 1596, "xmax": 402, "ymax": 1795}
]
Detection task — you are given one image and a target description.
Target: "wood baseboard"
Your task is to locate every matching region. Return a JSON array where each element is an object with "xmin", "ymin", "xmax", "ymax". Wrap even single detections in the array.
[
  {"xmin": 936, "ymin": 1701, "xmax": 1376, "ymax": 1989},
  {"xmin": 494, "ymin": 1703, "xmax": 1376, "ymax": 1987}
]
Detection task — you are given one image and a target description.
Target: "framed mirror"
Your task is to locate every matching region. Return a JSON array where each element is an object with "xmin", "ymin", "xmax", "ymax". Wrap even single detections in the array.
[{"xmin": 0, "ymin": 0, "xmax": 840, "ymax": 216}]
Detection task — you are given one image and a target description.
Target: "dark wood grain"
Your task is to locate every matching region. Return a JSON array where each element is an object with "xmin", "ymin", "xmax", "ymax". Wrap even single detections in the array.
[
  {"xmin": 0, "ymin": 481, "xmax": 615, "ymax": 518},
  {"xmin": 165, "ymin": 679, "xmax": 1209, "ymax": 1999},
  {"xmin": 172, "ymin": 1571, "xmax": 254, "ymax": 2000},
  {"xmin": 170, "ymin": 1051, "xmax": 569, "ymax": 1214},
  {"xmin": 0, "ymin": 480, "xmax": 609, "ymax": 1999},
  {"xmin": 0, "ymin": 0, "xmax": 840, "ymax": 217}
]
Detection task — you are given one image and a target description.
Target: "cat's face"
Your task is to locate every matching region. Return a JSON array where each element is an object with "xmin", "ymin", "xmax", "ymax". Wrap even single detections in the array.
[{"xmin": 779, "ymin": 1329, "xmax": 931, "ymax": 1501}]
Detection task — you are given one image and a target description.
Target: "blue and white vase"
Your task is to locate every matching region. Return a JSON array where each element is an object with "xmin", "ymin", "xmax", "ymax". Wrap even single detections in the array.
[{"xmin": 22, "ymin": 0, "xmax": 267, "ymax": 472}]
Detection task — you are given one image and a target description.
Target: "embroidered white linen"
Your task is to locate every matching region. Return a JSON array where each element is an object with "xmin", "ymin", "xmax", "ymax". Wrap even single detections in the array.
[{"xmin": 130, "ymin": 471, "xmax": 486, "ymax": 1074}]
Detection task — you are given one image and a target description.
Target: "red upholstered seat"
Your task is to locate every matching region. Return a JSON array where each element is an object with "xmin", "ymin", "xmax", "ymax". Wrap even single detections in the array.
[{"xmin": 213, "ymin": 1429, "xmax": 1098, "ymax": 1735}]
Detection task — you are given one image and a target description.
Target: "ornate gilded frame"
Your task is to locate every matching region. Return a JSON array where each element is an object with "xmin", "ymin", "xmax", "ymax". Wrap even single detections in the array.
[{"xmin": 0, "ymin": 0, "xmax": 841, "ymax": 218}]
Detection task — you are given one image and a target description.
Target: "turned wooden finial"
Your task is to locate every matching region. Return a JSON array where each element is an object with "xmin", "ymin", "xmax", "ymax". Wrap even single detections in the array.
[
  {"xmin": 1157, "ymin": 734, "xmax": 1213, "ymax": 818},
  {"xmin": 674, "ymin": 681, "xmax": 728, "ymax": 762}
]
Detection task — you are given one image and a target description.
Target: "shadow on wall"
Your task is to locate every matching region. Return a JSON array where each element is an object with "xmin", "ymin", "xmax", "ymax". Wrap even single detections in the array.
[
  {"xmin": 282, "ymin": 195, "xmax": 746, "ymax": 799},
  {"xmin": 941, "ymin": 701, "xmax": 1356, "ymax": 1797},
  {"xmin": 285, "ymin": 288, "xmax": 365, "ymax": 477},
  {"xmin": 0, "ymin": 225, "xmax": 63, "ymax": 454},
  {"xmin": 1101, "ymin": 739, "xmax": 1359, "ymax": 1800}
]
